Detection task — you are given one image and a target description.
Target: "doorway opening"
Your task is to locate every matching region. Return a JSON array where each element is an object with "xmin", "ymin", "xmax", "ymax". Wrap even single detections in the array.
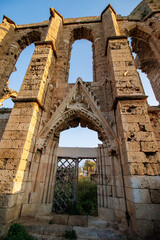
[
  {"xmin": 53, "ymin": 157, "xmax": 97, "ymax": 216},
  {"xmin": 53, "ymin": 126, "xmax": 102, "ymax": 216}
]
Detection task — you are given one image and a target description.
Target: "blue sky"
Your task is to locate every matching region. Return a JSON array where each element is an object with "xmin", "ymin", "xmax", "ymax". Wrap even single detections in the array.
[
  {"xmin": 1, "ymin": 0, "xmax": 159, "ymax": 147},
  {"xmin": 1, "ymin": 0, "xmax": 143, "ymax": 24}
]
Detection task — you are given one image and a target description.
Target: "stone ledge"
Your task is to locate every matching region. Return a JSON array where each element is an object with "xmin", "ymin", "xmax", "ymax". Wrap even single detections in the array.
[
  {"xmin": 16, "ymin": 22, "xmax": 49, "ymax": 29},
  {"xmin": 13, "ymin": 97, "xmax": 45, "ymax": 110},
  {"xmin": 2, "ymin": 15, "xmax": 17, "ymax": 27},
  {"xmin": 113, "ymin": 95, "xmax": 147, "ymax": 110},
  {"xmin": 105, "ymin": 35, "xmax": 128, "ymax": 56}
]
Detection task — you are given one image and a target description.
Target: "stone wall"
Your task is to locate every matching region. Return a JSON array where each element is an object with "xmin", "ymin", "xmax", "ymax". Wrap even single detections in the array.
[
  {"xmin": 148, "ymin": 107, "xmax": 160, "ymax": 152},
  {"xmin": 0, "ymin": 109, "xmax": 11, "ymax": 140},
  {"xmin": 0, "ymin": 1, "xmax": 160, "ymax": 239}
]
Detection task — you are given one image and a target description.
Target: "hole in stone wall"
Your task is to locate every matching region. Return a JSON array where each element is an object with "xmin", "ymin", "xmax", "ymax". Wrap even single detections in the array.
[
  {"xmin": 128, "ymin": 37, "xmax": 159, "ymax": 106},
  {"xmin": 1, "ymin": 43, "xmax": 35, "ymax": 108},
  {"xmin": 68, "ymin": 40, "xmax": 93, "ymax": 83}
]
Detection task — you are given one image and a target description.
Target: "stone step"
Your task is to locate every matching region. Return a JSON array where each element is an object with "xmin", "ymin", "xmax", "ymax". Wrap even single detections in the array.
[
  {"xmin": 21, "ymin": 220, "xmax": 128, "ymax": 240},
  {"xmin": 74, "ymin": 226, "xmax": 127, "ymax": 240},
  {"xmin": 34, "ymin": 214, "xmax": 120, "ymax": 230}
]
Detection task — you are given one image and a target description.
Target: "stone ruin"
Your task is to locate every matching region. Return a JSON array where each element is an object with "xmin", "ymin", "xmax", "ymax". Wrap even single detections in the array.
[{"xmin": 0, "ymin": 0, "xmax": 160, "ymax": 239}]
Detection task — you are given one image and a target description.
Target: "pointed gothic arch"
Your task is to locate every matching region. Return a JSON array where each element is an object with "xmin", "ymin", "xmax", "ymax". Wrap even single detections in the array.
[
  {"xmin": 126, "ymin": 24, "xmax": 160, "ymax": 103},
  {"xmin": 37, "ymin": 79, "xmax": 117, "ymax": 151}
]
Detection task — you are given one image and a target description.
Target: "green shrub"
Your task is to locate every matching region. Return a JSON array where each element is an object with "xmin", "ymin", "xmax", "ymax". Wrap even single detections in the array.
[
  {"xmin": 5, "ymin": 223, "xmax": 34, "ymax": 240},
  {"xmin": 66, "ymin": 178, "xmax": 97, "ymax": 216},
  {"xmin": 49, "ymin": 220, "xmax": 53, "ymax": 224},
  {"xmin": 78, "ymin": 178, "xmax": 97, "ymax": 215},
  {"xmin": 63, "ymin": 230, "xmax": 77, "ymax": 240}
]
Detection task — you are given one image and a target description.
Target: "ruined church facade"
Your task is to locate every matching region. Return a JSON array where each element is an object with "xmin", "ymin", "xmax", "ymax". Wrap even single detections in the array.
[{"xmin": 0, "ymin": 0, "xmax": 160, "ymax": 239}]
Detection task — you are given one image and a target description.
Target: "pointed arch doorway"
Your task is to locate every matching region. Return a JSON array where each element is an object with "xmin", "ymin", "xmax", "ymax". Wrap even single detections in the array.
[
  {"xmin": 53, "ymin": 147, "xmax": 98, "ymax": 215},
  {"xmin": 35, "ymin": 78, "xmax": 118, "ymax": 219},
  {"xmin": 53, "ymin": 126, "xmax": 101, "ymax": 215}
]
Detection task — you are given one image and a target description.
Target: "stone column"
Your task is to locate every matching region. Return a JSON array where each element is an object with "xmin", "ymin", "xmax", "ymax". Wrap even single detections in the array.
[
  {"xmin": 21, "ymin": 139, "xmax": 58, "ymax": 217},
  {"xmin": 107, "ymin": 36, "xmax": 160, "ymax": 238},
  {"xmin": 98, "ymin": 144, "xmax": 127, "ymax": 226},
  {"xmin": 0, "ymin": 41, "xmax": 56, "ymax": 237},
  {"xmin": 101, "ymin": 5, "xmax": 120, "ymax": 39},
  {"xmin": 0, "ymin": 16, "xmax": 17, "ymax": 104}
]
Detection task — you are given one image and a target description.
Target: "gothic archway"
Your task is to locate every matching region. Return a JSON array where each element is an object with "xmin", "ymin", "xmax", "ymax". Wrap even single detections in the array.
[
  {"xmin": 37, "ymin": 78, "xmax": 117, "ymax": 151},
  {"xmin": 0, "ymin": 28, "xmax": 43, "ymax": 106},
  {"xmin": 127, "ymin": 24, "xmax": 160, "ymax": 103}
]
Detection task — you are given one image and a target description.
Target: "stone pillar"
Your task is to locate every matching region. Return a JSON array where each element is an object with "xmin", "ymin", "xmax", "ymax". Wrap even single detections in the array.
[
  {"xmin": 107, "ymin": 36, "xmax": 160, "ymax": 238},
  {"xmin": 98, "ymin": 145, "xmax": 115, "ymax": 221},
  {"xmin": 0, "ymin": 16, "xmax": 17, "ymax": 103},
  {"xmin": 0, "ymin": 102, "xmax": 41, "ymax": 236},
  {"xmin": 101, "ymin": 5, "xmax": 120, "ymax": 39},
  {"xmin": 98, "ymin": 144, "xmax": 127, "ymax": 226},
  {"xmin": 0, "ymin": 16, "xmax": 16, "ymax": 54},
  {"xmin": 21, "ymin": 139, "xmax": 58, "ymax": 217},
  {"xmin": 0, "ymin": 41, "xmax": 56, "ymax": 237}
]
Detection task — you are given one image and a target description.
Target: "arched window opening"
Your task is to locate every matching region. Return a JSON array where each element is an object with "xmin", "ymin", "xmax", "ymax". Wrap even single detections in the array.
[
  {"xmin": 1, "ymin": 43, "xmax": 35, "ymax": 108},
  {"xmin": 128, "ymin": 37, "xmax": 159, "ymax": 106},
  {"xmin": 68, "ymin": 40, "xmax": 93, "ymax": 84},
  {"xmin": 53, "ymin": 126, "xmax": 101, "ymax": 215},
  {"xmin": 59, "ymin": 125, "xmax": 102, "ymax": 147}
]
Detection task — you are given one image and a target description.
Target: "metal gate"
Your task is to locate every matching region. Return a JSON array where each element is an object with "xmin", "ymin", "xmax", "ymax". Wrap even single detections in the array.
[{"xmin": 53, "ymin": 158, "xmax": 79, "ymax": 213}]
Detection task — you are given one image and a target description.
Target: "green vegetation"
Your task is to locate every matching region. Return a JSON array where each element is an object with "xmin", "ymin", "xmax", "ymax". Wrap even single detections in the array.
[
  {"xmin": 150, "ymin": 0, "xmax": 154, "ymax": 3},
  {"xmin": 49, "ymin": 220, "xmax": 53, "ymax": 224},
  {"xmin": 67, "ymin": 178, "xmax": 97, "ymax": 216},
  {"xmin": 141, "ymin": 8, "xmax": 149, "ymax": 19},
  {"xmin": 83, "ymin": 160, "xmax": 96, "ymax": 177},
  {"xmin": 63, "ymin": 230, "xmax": 77, "ymax": 240},
  {"xmin": 4, "ymin": 223, "xmax": 34, "ymax": 240},
  {"xmin": 53, "ymin": 159, "xmax": 97, "ymax": 215}
]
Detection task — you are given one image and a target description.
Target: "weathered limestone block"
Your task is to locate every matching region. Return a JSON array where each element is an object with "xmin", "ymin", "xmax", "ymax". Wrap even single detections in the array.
[
  {"xmin": 98, "ymin": 207, "xmax": 114, "ymax": 222},
  {"xmin": 149, "ymin": 107, "xmax": 160, "ymax": 151},
  {"xmin": 129, "ymin": 162, "xmax": 159, "ymax": 175},
  {"xmin": 0, "ymin": 204, "xmax": 22, "ymax": 224},
  {"xmin": 0, "ymin": 109, "xmax": 11, "ymax": 140},
  {"xmin": 150, "ymin": 189, "xmax": 160, "ymax": 204},
  {"xmin": 128, "ymin": 202, "xmax": 160, "ymax": 220},
  {"xmin": 107, "ymin": 38, "xmax": 145, "ymax": 101},
  {"xmin": 21, "ymin": 203, "xmax": 53, "ymax": 217},
  {"xmin": 124, "ymin": 175, "xmax": 160, "ymax": 189},
  {"xmin": 126, "ymin": 188, "xmax": 151, "ymax": 204},
  {"xmin": 116, "ymin": 100, "xmax": 159, "ymax": 172},
  {"xmin": 0, "ymin": 194, "xmax": 18, "ymax": 208},
  {"xmin": 131, "ymin": 218, "xmax": 155, "ymax": 237}
]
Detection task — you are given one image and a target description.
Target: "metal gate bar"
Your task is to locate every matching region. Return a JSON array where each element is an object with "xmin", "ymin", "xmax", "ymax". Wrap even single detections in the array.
[{"xmin": 53, "ymin": 158, "xmax": 78, "ymax": 213}]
